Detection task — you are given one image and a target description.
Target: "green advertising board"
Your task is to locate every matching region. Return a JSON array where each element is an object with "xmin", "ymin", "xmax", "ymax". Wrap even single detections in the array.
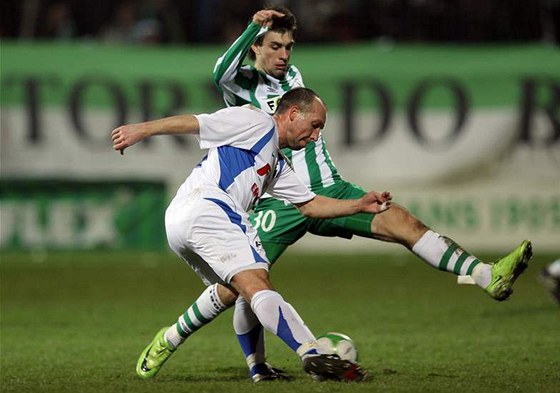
[
  {"xmin": 2, "ymin": 41, "xmax": 559, "ymax": 111},
  {"xmin": 0, "ymin": 180, "xmax": 167, "ymax": 250}
]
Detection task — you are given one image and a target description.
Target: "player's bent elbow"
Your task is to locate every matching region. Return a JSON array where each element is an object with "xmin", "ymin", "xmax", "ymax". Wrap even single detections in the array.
[{"xmin": 294, "ymin": 199, "xmax": 316, "ymax": 218}]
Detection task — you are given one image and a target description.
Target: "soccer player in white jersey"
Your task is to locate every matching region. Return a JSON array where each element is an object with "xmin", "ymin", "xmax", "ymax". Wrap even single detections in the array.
[{"xmin": 113, "ymin": 88, "xmax": 388, "ymax": 381}]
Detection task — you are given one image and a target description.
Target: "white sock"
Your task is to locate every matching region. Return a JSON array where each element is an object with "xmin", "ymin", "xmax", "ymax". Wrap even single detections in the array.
[
  {"xmin": 412, "ymin": 230, "xmax": 483, "ymax": 276},
  {"xmin": 234, "ymin": 296, "xmax": 260, "ymax": 334},
  {"xmin": 250, "ymin": 290, "xmax": 317, "ymax": 357},
  {"xmin": 234, "ymin": 297, "xmax": 265, "ymax": 368},
  {"xmin": 471, "ymin": 263, "xmax": 492, "ymax": 288}
]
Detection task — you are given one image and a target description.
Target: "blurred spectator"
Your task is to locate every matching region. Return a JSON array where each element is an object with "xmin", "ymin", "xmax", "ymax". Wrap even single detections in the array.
[
  {"xmin": 544, "ymin": 0, "xmax": 560, "ymax": 44},
  {"xmin": 130, "ymin": 18, "xmax": 163, "ymax": 44},
  {"xmin": 189, "ymin": 0, "xmax": 261, "ymax": 44},
  {"xmin": 190, "ymin": 0, "xmax": 222, "ymax": 42},
  {"xmin": 100, "ymin": 0, "xmax": 185, "ymax": 45},
  {"xmin": 219, "ymin": 0, "xmax": 260, "ymax": 43},
  {"xmin": 291, "ymin": 0, "xmax": 336, "ymax": 42},
  {"xmin": 135, "ymin": 0, "xmax": 185, "ymax": 44},
  {"xmin": 291, "ymin": 0, "xmax": 365, "ymax": 43},
  {"xmin": 36, "ymin": 0, "xmax": 76, "ymax": 40},
  {"xmin": 100, "ymin": 0, "xmax": 138, "ymax": 43},
  {"xmin": 328, "ymin": 0, "xmax": 363, "ymax": 42},
  {"xmin": 0, "ymin": 0, "xmax": 556, "ymax": 45}
]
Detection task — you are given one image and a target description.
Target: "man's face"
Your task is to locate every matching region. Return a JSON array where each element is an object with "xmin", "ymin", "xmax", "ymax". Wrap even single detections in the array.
[
  {"xmin": 284, "ymin": 98, "xmax": 326, "ymax": 150},
  {"xmin": 252, "ymin": 31, "xmax": 294, "ymax": 79}
]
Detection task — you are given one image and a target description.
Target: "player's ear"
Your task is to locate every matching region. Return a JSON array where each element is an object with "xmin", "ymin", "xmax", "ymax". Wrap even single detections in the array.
[
  {"xmin": 251, "ymin": 43, "xmax": 261, "ymax": 57},
  {"xmin": 288, "ymin": 106, "xmax": 299, "ymax": 121}
]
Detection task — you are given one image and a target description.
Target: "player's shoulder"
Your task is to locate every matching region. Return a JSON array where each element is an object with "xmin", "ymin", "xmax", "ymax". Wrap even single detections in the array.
[
  {"xmin": 219, "ymin": 104, "xmax": 271, "ymax": 123},
  {"xmin": 286, "ymin": 64, "xmax": 304, "ymax": 86},
  {"xmin": 288, "ymin": 63, "xmax": 302, "ymax": 73},
  {"xmin": 239, "ymin": 65, "xmax": 258, "ymax": 78},
  {"xmin": 241, "ymin": 104, "xmax": 273, "ymax": 121}
]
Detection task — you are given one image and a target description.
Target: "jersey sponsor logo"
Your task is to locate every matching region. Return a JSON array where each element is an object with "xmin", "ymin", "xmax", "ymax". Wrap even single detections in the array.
[
  {"xmin": 266, "ymin": 96, "xmax": 281, "ymax": 112},
  {"xmin": 257, "ymin": 163, "xmax": 271, "ymax": 176},
  {"xmin": 251, "ymin": 183, "xmax": 259, "ymax": 194}
]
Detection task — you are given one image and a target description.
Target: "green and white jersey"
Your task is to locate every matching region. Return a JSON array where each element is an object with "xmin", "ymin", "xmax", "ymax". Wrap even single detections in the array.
[{"xmin": 213, "ymin": 22, "xmax": 341, "ymax": 192}]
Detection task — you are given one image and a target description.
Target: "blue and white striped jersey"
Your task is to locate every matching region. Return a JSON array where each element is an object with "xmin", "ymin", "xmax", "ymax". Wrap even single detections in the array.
[{"xmin": 173, "ymin": 105, "xmax": 315, "ymax": 212}]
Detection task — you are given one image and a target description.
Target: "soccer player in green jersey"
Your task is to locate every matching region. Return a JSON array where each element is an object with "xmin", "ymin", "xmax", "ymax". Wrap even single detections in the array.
[{"xmin": 135, "ymin": 6, "xmax": 533, "ymax": 383}]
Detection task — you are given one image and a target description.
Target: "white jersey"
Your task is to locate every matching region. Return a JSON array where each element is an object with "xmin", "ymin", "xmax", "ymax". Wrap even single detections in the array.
[
  {"xmin": 173, "ymin": 105, "xmax": 315, "ymax": 212},
  {"xmin": 213, "ymin": 22, "xmax": 342, "ymax": 193},
  {"xmin": 166, "ymin": 105, "xmax": 316, "ymax": 284}
]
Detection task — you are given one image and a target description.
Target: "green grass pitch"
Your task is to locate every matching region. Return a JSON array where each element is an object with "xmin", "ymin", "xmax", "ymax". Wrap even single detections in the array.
[{"xmin": 1, "ymin": 249, "xmax": 559, "ymax": 392}]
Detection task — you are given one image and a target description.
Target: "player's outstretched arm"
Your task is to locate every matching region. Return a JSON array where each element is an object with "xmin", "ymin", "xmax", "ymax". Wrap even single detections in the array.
[
  {"xmin": 111, "ymin": 115, "xmax": 199, "ymax": 155},
  {"xmin": 295, "ymin": 191, "xmax": 392, "ymax": 219}
]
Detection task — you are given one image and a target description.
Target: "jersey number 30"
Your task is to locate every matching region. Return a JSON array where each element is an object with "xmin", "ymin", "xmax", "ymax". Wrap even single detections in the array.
[{"xmin": 252, "ymin": 210, "xmax": 277, "ymax": 232}]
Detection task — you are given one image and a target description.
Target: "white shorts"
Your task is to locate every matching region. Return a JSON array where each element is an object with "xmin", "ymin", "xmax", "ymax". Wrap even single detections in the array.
[{"xmin": 165, "ymin": 190, "xmax": 269, "ymax": 286}]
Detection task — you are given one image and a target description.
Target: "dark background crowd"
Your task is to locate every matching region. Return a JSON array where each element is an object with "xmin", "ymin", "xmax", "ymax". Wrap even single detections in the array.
[{"xmin": 1, "ymin": 0, "xmax": 559, "ymax": 45}]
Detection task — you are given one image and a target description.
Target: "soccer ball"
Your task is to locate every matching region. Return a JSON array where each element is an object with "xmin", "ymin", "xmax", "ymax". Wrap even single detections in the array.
[{"xmin": 316, "ymin": 332, "xmax": 359, "ymax": 362}]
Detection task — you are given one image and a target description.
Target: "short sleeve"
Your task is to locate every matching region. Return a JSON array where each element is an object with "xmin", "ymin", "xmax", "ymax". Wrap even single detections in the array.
[
  {"xmin": 266, "ymin": 161, "xmax": 316, "ymax": 205},
  {"xmin": 195, "ymin": 106, "xmax": 274, "ymax": 149}
]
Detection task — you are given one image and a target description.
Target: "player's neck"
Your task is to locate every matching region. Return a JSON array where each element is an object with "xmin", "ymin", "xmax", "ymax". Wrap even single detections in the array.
[
  {"xmin": 273, "ymin": 115, "xmax": 288, "ymax": 148},
  {"xmin": 255, "ymin": 63, "xmax": 284, "ymax": 81}
]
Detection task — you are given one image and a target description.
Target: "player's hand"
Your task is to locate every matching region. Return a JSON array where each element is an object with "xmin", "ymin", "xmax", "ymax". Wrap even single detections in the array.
[
  {"xmin": 111, "ymin": 124, "xmax": 146, "ymax": 155},
  {"xmin": 253, "ymin": 9, "xmax": 285, "ymax": 28},
  {"xmin": 360, "ymin": 191, "xmax": 392, "ymax": 214}
]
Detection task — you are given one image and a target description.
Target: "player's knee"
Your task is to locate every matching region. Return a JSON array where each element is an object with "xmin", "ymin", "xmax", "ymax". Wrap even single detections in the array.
[
  {"xmin": 216, "ymin": 283, "xmax": 239, "ymax": 306},
  {"xmin": 401, "ymin": 206, "xmax": 426, "ymax": 229},
  {"xmin": 372, "ymin": 203, "xmax": 428, "ymax": 245},
  {"xmin": 394, "ymin": 204, "xmax": 428, "ymax": 234},
  {"xmin": 230, "ymin": 268, "xmax": 273, "ymax": 302}
]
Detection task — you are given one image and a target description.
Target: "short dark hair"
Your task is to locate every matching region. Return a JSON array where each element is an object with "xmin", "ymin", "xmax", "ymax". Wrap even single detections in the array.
[
  {"xmin": 275, "ymin": 87, "xmax": 323, "ymax": 115},
  {"xmin": 248, "ymin": 5, "xmax": 297, "ymax": 61}
]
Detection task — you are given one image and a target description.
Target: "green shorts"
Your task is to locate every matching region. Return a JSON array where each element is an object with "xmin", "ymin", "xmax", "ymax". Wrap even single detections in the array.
[{"xmin": 250, "ymin": 181, "xmax": 376, "ymax": 263}]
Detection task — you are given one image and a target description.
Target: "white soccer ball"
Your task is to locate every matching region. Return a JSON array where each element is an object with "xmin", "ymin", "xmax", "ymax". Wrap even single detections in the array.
[{"xmin": 316, "ymin": 332, "xmax": 359, "ymax": 362}]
